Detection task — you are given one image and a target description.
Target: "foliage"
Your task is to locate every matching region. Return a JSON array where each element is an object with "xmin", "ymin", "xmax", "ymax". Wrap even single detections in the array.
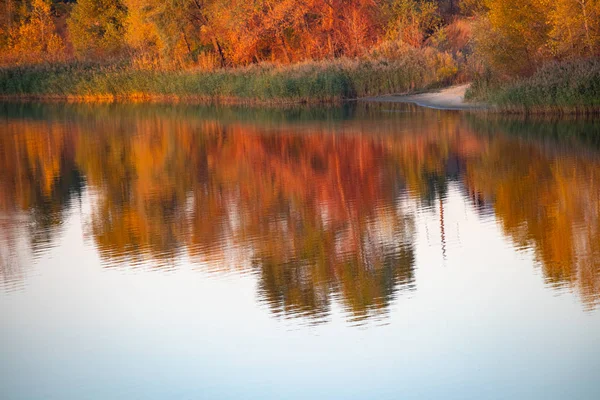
[
  {"xmin": 67, "ymin": 0, "xmax": 127, "ymax": 58},
  {"xmin": 477, "ymin": 0, "xmax": 551, "ymax": 76},
  {"xmin": 548, "ymin": 0, "xmax": 600, "ymax": 58},
  {"xmin": 458, "ymin": 0, "xmax": 486, "ymax": 15},
  {"xmin": 1, "ymin": 0, "xmax": 471, "ymax": 68},
  {"xmin": 1, "ymin": 0, "xmax": 599, "ymax": 108},
  {"xmin": 386, "ymin": 0, "xmax": 442, "ymax": 47},
  {"xmin": 472, "ymin": 0, "xmax": 600, "ymax": 77},
  {"xmin": 3, "ymin": 0, "xmax": 65, "ymax": 64}
]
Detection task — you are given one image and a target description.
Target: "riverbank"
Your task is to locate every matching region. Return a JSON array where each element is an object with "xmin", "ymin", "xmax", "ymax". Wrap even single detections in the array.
[
  {"xmin": 361, "ymin": 84, "xmax": 485, "ymax": 110},
  {"xmin": 0, "ymin": 55, "xmax": 457, "ymax": 105},
  {"xmin": 363, "ymin": 59, "xmax": 600, "ymax": 114},
  {"xmin": 465, "ymin": 59, "xmax": 600, "ymax": 115},
  {"xmin": 4, "ymin": 60, "xmax": 598, "ymax": 114}
]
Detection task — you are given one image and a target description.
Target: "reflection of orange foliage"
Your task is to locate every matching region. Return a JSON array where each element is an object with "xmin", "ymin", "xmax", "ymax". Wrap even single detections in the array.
[
  {"xmin": 465, "ymin": 137, "xmax": 600, "ymax": 307},
  {"xmin": 0, "ymin": 119, "xmax": 80, "ymax": 286},
  {"xmin": 2, "ymin": 107, "xmax": 600, "ymax": 316},
  {"xmin": 0, "ymin": 120, "xmax": 77, "ymax": 211},
  {"xmin": 185, "ymin": 128, "xmax": 415, "ymax": 320},
  {"xmin": 69, "ymin": 113, "xmax": 421, "ymax": 319}
]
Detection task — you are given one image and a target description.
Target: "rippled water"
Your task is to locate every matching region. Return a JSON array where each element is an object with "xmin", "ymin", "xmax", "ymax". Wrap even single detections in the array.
[{"xmin": 1, "ymin": 102, "xmax": 600, "ymax": 399}]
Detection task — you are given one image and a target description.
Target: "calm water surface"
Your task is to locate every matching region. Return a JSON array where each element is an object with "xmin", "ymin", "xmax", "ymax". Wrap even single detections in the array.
[{"xmin": 1, "ymin": 103, "xmax": 600, "ymax": 399}]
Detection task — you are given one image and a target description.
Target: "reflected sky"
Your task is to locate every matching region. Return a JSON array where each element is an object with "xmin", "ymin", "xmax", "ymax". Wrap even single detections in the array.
[{"xmin": 1, "ymin": 103, "xmax": 600, "ymax": 399}]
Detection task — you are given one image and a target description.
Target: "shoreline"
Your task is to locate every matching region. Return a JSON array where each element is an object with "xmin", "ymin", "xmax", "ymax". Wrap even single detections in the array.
[
  {"xmin": 0, "ymin": 85, "xmax": 485, "ymax": 109},
  {"xmin": 0, "ymin": 93, "xmax": 341, "ymax": 106},
  {"xmin": 2, "ymin": 86, "xmax": 597, "ymax": 115},
  {"xmin": 360, "ymin": 84, "xmax": 487, "ymax": 111}
]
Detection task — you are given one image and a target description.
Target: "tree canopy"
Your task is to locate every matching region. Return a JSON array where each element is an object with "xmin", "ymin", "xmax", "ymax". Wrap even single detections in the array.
[{"xmin": 0, "ymin": 1, "xmax": 599, "ymax": 76}]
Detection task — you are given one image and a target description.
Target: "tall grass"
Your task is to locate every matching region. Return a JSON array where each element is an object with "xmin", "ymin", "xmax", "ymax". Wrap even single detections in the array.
[
  {"xmin": 0, "ymin": 52, "xmax": 457, "ymax": 104},
  {"xmin": 466, "ymin": 59, "xmax": 600, "ymax": 114}
]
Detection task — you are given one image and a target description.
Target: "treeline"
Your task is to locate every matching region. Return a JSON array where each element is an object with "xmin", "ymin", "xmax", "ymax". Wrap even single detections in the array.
[
  {"xmin": 1, "ymin": 0, "xmax": 467, "ymax": 67},
  {"xmin": 0, "ymin": 0, "xmax": 599, "ymax": 105},
  {"xmin": 0, "ymin": 0, "xmax": 469, "ymax": 101},
  {"xmin": 465, "ymin": 0, "xmax": 600, "ymax": 111},
  {"xmin": 473, "ymin": 0, "xmax": 600, "ymax": 77}
]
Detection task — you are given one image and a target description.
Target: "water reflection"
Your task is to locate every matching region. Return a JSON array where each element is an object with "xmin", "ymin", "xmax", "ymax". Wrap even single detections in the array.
[
  {"xmin": 0, "ymin": 117, "xmax": 83, "ymax": 288},
  {"xmin": 1, "ymin": 103, "xmax": 600, "ymax": 320}
]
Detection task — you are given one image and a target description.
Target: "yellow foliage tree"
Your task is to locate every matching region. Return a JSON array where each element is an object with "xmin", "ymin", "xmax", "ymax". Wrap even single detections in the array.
[
  {"xmin": 123, "ymin": 0, "xmax": 164, "ymax": 67},
  {"xmin": 548, "ymin": 0, "xmax": 600, "ymax": 57},
  {"xmin": 480, "ymin": 0, "xmax": 551, "ymax": 75},
  {"xmin": 386, "ymin": 0, "xmax": 441, "ymax": 48},
  {"xmin": 67, "ymin": 0, "xmax": 127, "ymax": 58},
  {"xmin": 8, "ymin": 0, "xmax": 65, "ymax": 64}
]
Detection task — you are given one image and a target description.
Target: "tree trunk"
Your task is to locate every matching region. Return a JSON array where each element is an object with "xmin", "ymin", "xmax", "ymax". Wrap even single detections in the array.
[
  {"xmin": 7, "ymin": 0, "xmax": 13, "ymax": 31},
  {"xmin": 280, "ymin": 35, "xmax": 291, "ymax": 63},
  {"xmin": 579, "ymin": 0, "xmax": 595, "ymax": 55},
  {"xmin": 181, "ymin": 30, "xmax": 193, "ymax": 58},
  {"xmin": 210, "ymin": 35, "xmax": 226, "ymax": 67},
  {"xmin": 190, "ymin": 0, "xmax": 226, "ymax": 66}
]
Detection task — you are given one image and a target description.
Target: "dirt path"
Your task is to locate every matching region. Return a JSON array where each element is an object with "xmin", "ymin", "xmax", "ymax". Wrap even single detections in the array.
[{"xmin": 361, "ymin": 84, "xmax": 486, "ymax": 110}]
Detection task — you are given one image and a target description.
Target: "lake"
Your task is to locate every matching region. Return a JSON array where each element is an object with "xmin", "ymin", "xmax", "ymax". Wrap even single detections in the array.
[{"xmin": 1, "ymin": 102, "xmax": 600, "ymax": 399}]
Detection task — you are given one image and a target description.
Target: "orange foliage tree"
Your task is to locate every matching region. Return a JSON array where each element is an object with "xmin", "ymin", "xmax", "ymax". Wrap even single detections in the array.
[{"xmin": 5, "ymin": 0, "xmax": 65, "ymax": 64}]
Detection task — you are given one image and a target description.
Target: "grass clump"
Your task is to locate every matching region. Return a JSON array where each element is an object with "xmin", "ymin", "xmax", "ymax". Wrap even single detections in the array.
[
  {"xmin": 466, "ymin": 59, "xmax": 600, "ymax": 114},
  {"xmin": 0, "ymin": 50, "xmax": 458, "ymax": 104}
]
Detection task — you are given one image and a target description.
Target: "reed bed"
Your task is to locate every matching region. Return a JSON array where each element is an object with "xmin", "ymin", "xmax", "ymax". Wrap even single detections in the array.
[
  {"xmin": 0, "ymin": 53, "xmax": 456, "ymax": 104},
  {"xmin": 466, "ymin": 59, "xmax": 600, "ymax": 114}
]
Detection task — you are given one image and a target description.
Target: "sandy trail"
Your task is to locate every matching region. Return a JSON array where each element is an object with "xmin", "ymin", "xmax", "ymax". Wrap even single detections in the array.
[{"xmin": 361, "ymin": 84, "xmax": 486, "ymax": 110}]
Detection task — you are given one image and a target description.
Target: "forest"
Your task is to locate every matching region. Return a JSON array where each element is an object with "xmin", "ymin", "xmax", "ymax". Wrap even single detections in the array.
[{"xmin": 0, "ymin": 0, "xmax": 600, "ymax": 109}]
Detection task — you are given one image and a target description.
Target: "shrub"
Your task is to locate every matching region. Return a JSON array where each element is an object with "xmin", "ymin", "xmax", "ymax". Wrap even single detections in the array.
[
  {"xmin": 0, "ymin": 53, "xmax": 459, "ymax": 103},
  {"xmin": 466, "ymin": 59, "xmax": 600, "ymax": 114}
]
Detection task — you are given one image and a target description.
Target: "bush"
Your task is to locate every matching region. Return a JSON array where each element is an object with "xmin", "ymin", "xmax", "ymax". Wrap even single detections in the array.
[{"xmin": 465, "ymin": 59, "xmax": 600, "ymax": 114}]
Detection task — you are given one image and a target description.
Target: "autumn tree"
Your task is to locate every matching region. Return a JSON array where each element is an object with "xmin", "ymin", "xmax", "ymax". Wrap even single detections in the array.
[
  {"xmin": 548, "ymin": 0, "xmax": 600, "ymax": 58},
  {"xmin": 472, "ymin": 0, "xmax": 551, "ymax": 76},
  {"xmin": 0, "ymin": 0, "xmax": 25, "ymax": 48},
  {"xmin": 458, "ymin": 0, "xmax": 486, "ymax": 15},
  {"xmin": 122, "ymin": 0, "xmax": 226, "ymax": 68},
  {"xmin": 123, "ymin": 0, "xmax": 163, "ymax": 62},
  {"xmin": 386, "ymin": 0, "xmax": 441, "ymax": 47},
  {"xmin": 67, "ymin": 0, "xmax": 127, "ymax": 58},
  {"xmin": 7, "ymin": 0, "xmax": 65, "ymax": 63},
  {"xmin": 204, "ymin": 0, "xmax": 310, "ymax": 64}
]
